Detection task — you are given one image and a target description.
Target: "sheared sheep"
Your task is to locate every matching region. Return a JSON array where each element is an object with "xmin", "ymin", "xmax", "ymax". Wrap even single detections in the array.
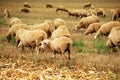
[
  {"xmin": 21, "ymin": 8, "xmax": 30, "ymax": 13},
  {"xmin": 51, "ymin": 25, "xmax": 70, "ymax": 39},
  {"xmin": 29, "ymin": 20, "xmax": 53, "ymax": 38},
  {"xmin": 94, "ymin": 21, "xmax": 120, "ymax": 39},
  {"xmin": 46, "ymin": 3, "xmax": 53, "ymax": 8},
  {"xmin": 4, "ymin": 8, "xmax": 22, "ymax": 27},
  {"xmin": 96, "ymin": 8, "xmax": 106, "ymax": 17},
  {"xmin": 74, "ymin": 15, "xmax": 99, "ymax": 31},
  {"xmin": 112, "ymin": 8, "xmax": 120, "ymax": 21},
  {"xmin": 24, "ymin": 2, "xmax": 31, "ymax": 8},
  {"xmin": 40, "ymin": 36, "xmax": 73, "ymax": 60},
  {"xmin": 83, "ymin": 2, "xmax": 91, "ymax": 8},
  {"xmin": 18, "ymin": 30, "xmax": 47, "ymax": 54},
  {"xmin": 106, "ymin": 26, "xmax": 120, "ymax": 53},
  {"xmin": 6, "ymin": 23, "xmax": 29, "ymax": 42},
  {"xmin": 56, "ymin": 5, "xmax": 68, "ymax": 13},
  {"xmin": 53, "ymin": 18, "xmax": 66, "ymax": 29},
  {"xmin": 84, "ymin": 22, "xmax": 102, "ymax": 35}
]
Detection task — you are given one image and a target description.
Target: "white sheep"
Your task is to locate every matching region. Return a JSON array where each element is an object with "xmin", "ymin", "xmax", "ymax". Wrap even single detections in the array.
[
  {"xmin": 53, "ymin": 18, "xmax": 66, "ymax": 29},
  {"xmin": 29, "ymin": 20, "xmax": 54, "ymax": 38},
  {"xmin": 40, "ymin": 36, "xmax": 73, "ymax": 60},
  {"xmin": 74, "ymin": 15, "xmax": 99, "ymax": 31},
  {"xmin": 51, "ymin": 25, "xmax": 70, "ymax": 39},
  {"xmin": 18, "ymin": 29, "xmax": 47, "ymax": 54},
  {"xmin": 4, "ymin": 8, "xmax": 22, "ymax": 27},
  {"xmin": 6, "ymin": 23, "xmax": 29, "ymax": 42},
  {"xmin": 24, "ymin": 2, "xmax": 31, "ymax": 8},
  {"xmin": 46, "ymin": 3, "xmax": 53, "ymax": 8},
  {"xmin": 84, "ymin": 22, "xmax": 102, "ymax": 35},
  {"xmin": 83, "ymin": 2, "xmax": 91, "ymax": 8},
  {"xmin": 106, "ymin": 26, "xmax": 120, "ymax": 53},
  {"xmin": 56, "ymin": 5, "xmax": 68, "ymax": 13},
  {"xmin": 94, "ymin": 21, "xmax": 120, "ymax": 39},
  {"xmin": 111, "ymin": 8, "xmax": 120, "ymax": 21},
  {"xmin": 96, "ymin": 8, "xmax": 106, "ymax": 17},
  {"xmin": 21, "ymin": 8, "xmax": 30, "ymax": 13}
]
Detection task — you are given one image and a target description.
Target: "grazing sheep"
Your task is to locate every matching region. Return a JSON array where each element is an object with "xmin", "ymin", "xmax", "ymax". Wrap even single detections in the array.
[
  {"xmin": 21, "ymin": 8, "xmax": 30, "ymax": 13},
  {"xmin": 96, "ymin": 8, "xmax": 106, "ymax": 17},
  {"xmin": 67, "ymin": 9, "xmax": 80, "ymax": 18},
  {"xmin": 4, "ymin": 8, "xmax": 22, "ymax": 27},
  {"xmin": 112, "ymin": 8, "xmax": 120, "ymax": 21},
  {"xmin": 84, "ymin": 22, "xmax": 102, "ymax": 35},
  {"xmin": 6, "ymin": 23, "xmax": 29, "ymax": 42},
  {"xmin": 40, "ymin": 37, "xmax": 73, "ymax": 60},
  {"xmin": 79, "ymin": 9, "xmax": 89, "ymax": 18},
  {"xmin": 74, "ymin": 15, "xmax": 99, "ymax": 31},
  {"xmin": 87, "ymin": 9, "xmax": 97, "ymax": 16},
  {"xmin": 106, "ymin": 26, "xmax": 120, "ymax": 53},
  {"xmin": 29, "ymin": 20, "xmax": 53, "ymax": 38},
  {"xmin": 56, "ymin": 5, "xmax": 68, "ymax": 13},
  {"xmin": 18, "ymin": 30, "xmax": 47, "ymax": 54},
  {"xmin": 24, "ymin": 2, "xmax": 31, "ymax": 8},
  {"xmin": 53, "ymin": 18, "xmax": 66, "ymax": 29},
  {"xmin": 46, "ymin": 3, "xmax": 53, "ymax": 8},
  {"xmin": 51, "ymin": 25, "xmax": 70, "ymax": 39},
  {"xmin": 94, "ymin": 21, "xmax": 120, "ymax": 39},
  {"xmin": 83, "ymin": 2, "xmax": 91, "ymax": 8}
]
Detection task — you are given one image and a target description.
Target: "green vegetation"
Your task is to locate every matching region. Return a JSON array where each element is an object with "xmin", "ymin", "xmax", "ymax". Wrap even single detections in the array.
[{"xmin": 0, "ymin": 19, "xmax": 7, "ymax": 26}]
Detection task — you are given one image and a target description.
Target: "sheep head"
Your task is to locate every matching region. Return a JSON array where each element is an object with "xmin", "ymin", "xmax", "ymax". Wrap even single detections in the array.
[{"xmin": 40, "ymin": 39, "xmax": 51, "ymax": 49}]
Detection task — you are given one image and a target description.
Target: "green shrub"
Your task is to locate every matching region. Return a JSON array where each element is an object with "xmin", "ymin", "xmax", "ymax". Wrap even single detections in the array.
[
  {"xmin": 73, "ymin": 38, "xmax": 86, "ymax": 52},
  {"xmin": 1, "ymin": 36, "xmax": 7, "ymax": 42},
  {"xmin": 11, "ymin": 36, "xmax": 16, "ymax": 46},
  {"xmin": 93, "ymin": 37, "xmax": 110, "ymax": 54}
]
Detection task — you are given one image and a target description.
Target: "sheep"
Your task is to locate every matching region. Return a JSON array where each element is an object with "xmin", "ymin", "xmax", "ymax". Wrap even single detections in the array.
[
  {"xmin": 3, "ymin": 8, "xmax": 22, "ymax": 27},
  {"xmin": 24, "ymin": 2, "xmax": 31, "ymax": 8},
  {"xmin": 96, "ymin": 8, "xmax": 106, "ymax": 17},
  {"xmin": 40, "ymin": 36, "xmax": 73, "ymax": 60},
  {"xmin": 29, "ymin": 20, "xmax": 54, "ymax": 38},
  {"xmin": 83, "ymin": 2, "xmax": 91, "ymax": 8},
  {"xmin": 84, "ymin": 22, "xmax": 102, "ymax": 35},
  {"xmin": 51, "ymin": 25, "xmax": 70, "ymax": 39},
  {"xmin": 106, "ymin": 26, "xmax": 120, "ymax": 53},
  {"xmin": 112, "ymin": 8, "xmax": 120, "ymax": 21},
  {"xmin": 46, "ymin": 3, "xmax": 53, "ymax": 8},
  {"xmin": 87, "ymin": 9, "xmax": 97, "ymax": 16},
  {"xmin": 94, "ymin": 21, "xmax": 120, "ymax": 39},
  {"xmin": 6, "ymin": 23, "xmax": 29, "ymax": 42},
  {"xmin": 18, "ymin": 29, "xmax": 47, "ymax": 54},
  {"xmin": 53, "ymin": 18, "xmax": 66, "ymax": 29},
  {"xmin": 67, "ymin": 9, "xmax": 80, "ymax": 18},
  {"xmin": 74, "ymin": 15, "xmax": 99, "ymax": 31},
  {"xmin": 56, "ymin": 5, "xmax": 68, "ymax": 13},
  {"xmin": 21, "ymin": 8, "xmax": 30, "ymax": 13}
]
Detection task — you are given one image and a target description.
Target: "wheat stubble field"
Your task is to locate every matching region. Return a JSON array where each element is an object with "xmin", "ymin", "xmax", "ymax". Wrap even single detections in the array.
[{"xmin": 0, "ymin": 0, "xmax": 120, "ymax": 80}]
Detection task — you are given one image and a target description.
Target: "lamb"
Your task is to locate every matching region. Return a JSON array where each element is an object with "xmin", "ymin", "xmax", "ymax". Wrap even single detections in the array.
[
  {"xmin": 4, "ymin": 8, "xmax": 22, "ymax": 27},
  {"xmin": 112, "ymin": 8, "xmax": 120, "ymax": 21},
  {"xmin": 74, "ymin": 15, "xmax": 99, "ymax": 31},
  {"xmin": 94, "ymin": 21, "xmax": 120, "ymax": 39},
  {"xmin": 29, "ymin": 20, "xmax": 53, "ymax": 38},
  {"xmin": 84, "ymin": 22, "xmax": 102, "ymax": 35},
  {"xmin": 51, "ymin": 25, "xmax": 70, "ymax": 39},
  {"xmin": 56, "ymin": 5, "xmax": 68, "ymax": 13},
  {"xmin": 53, "ymin": 18, "xmax": 66, "ymax": 29},
  {"xmin": 18, "ymin": 29, "xmax": 47, "ymax": 54},
  {"xmin": 6, "ymin": 23, "xmax": 29, "ymax": 42},
  {"xmin": 40, "ymin": 37, "xmax": 73, "ymax": 60},
  {"xmin": 96, "ymin": 8, "xmax": 106, "ymax": 17},
  {"xmin": 21, "ymin": 8, "xmax": 30, "ymax": 13},
  {"xmin": 24, "ymin": 2, "xmax": 31, "ymax": 8},
  {"xmin": 83, "ymin": 2, "xmax": 91, "ymax": 8},
  {"xmin": 46, "ymin": 3, "xmax": 53, "ymax": 8},
  {"xmin": 106, "ymin": 26, "xmax": 120, "ymax": 53}
]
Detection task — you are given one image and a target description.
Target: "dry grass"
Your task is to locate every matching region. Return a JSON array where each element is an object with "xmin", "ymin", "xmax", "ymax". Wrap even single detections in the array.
[{"xmin": 0, "ymin": 0, "xmax": 120, "ymax": 79}]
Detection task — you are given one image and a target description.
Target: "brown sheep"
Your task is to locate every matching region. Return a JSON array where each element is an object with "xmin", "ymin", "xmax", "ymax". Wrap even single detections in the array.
[
  {"xmin": 21, "ymin": 8, "xmax": 30, "ymax": 13},
  {"xmin": 84, "ymin": 23, "xmax": 102, "ymax": 35},
  {"xmin": 74, "ymin": 15, "xmax": 99, "ymax": 31},
  {"xmin": 94, "ymin": 21, "xmax": 120, "ymax": 39},
  {"xmin": 46, "ymin": 3, "xmax": 53, "ymax": 8},
  {"xmin": 112, "ymin": 8, "xmax": 120, "ymax": 21},
  {"xmin": 83, "ymin": 2, "xmax": 91, "ymax": 8},
  {"xmin": 40, "ymin": 37, "xmax": 73, "ymax": 60}
]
